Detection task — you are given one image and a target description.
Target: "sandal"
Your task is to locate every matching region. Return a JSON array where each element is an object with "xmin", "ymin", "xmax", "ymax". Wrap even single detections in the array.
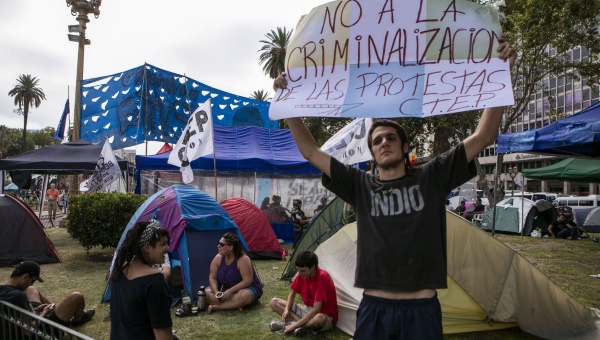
[{"xmin": 175, "ymin": 305, "xmax": 198, "ymax": 317}]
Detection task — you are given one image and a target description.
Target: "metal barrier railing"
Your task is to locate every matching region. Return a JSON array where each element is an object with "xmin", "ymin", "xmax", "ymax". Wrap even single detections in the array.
[{"xmin": 0, "ymin": 300, "xmax": 94, "ymax": 340}]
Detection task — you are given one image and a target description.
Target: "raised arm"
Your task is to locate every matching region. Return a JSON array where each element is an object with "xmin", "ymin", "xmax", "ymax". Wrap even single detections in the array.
[
  {"xmin": 463, "ymin": 41, "xmax": 517, "ymax": 162},
  {"xmin": 273, "ymin": 74, "xmax": 332, "ymax": 178}
]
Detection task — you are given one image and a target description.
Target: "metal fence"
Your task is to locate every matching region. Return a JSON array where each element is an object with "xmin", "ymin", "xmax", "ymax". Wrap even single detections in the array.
[{"xmin": 0, "ymin": 300, "xmax": 94, "ymax": 340}]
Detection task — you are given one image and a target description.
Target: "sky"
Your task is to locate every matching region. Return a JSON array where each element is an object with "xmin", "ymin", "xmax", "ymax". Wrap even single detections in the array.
[{"xmin": 0, "ymin": 0, "xmax": 328, "ymax": 153}]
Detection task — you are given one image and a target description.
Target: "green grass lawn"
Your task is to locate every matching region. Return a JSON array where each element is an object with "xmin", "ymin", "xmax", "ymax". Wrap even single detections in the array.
[{"xmin": 2, "ymin": 227, "xmax": 599, "ymax": 339}]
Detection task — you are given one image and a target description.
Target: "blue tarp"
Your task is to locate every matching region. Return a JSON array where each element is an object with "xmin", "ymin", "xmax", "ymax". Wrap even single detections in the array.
[
  {"xmin": 80, "ymin": 63, "xmax": 274, "ymax": 150},
  {"xmin": 497, "ymin": 101, "xmax": 600, "ymax": 158},
  {"xmin": 135, "ymin": 125, "xmax": 320, "ymax": 175}
]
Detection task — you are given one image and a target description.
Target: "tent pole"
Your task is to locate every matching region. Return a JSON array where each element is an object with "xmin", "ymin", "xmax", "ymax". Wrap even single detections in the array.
[
  {"xmin": 39, "ymin": 175, "xmax": 49, "ymax": 221},
  {"xmin": 144, "ymin": 65, "xmax": 149, "ymax": 156},
  {"xmin": 491, "ymin": 154, "xmax": 500, "ymax": 237},
  {"xmin": 0, "ymin": 171, "xmax": 4, "ymax": 194}
]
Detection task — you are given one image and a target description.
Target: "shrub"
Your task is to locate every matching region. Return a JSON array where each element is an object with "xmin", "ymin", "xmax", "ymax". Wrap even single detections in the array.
[{"xmin": 67, "ymin": 192, "xmax": 148, "ymax": 251}]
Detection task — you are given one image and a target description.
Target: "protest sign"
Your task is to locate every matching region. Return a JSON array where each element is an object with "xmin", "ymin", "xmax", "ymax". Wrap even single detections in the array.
[
  {"xmin": 168, "ymin": 99, "xmax": 214, "ymax": 184},
  {"xmin": 270, "ymin": 0, "xmax": 513, "ymax": 119}
]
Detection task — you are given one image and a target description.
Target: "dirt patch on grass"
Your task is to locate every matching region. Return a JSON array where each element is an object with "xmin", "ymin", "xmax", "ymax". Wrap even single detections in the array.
[{"xmin": 87, "ymin": 253, "xmax": 113, "ymax": 262}]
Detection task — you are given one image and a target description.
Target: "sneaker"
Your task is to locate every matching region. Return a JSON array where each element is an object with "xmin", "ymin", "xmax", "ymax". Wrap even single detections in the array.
[
  {"xmin": 71, "ymin": 309, "xmax": 95, "ymax": 326},
  {"xmin": 293, "ymin": 327, "xmax": 311, "ymax": 337},
  {"xmin": 269, "ymin": 320, "xmax": 285, "ymax": 331}
]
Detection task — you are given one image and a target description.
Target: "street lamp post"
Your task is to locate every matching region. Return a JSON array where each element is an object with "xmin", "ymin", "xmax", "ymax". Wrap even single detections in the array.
[
  {"xmin": 508, "ymin": 166, "xmax": 518, "ymax": 197},
  {"xmin": 66, "ymin": 0, "xmax": 101, "ymax": 141}
]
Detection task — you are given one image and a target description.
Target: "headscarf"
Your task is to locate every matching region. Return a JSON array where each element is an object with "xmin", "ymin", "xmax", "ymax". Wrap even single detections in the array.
[{"xmin": 138, "ymin": 219, "xmax": 162, "ymax": 248}]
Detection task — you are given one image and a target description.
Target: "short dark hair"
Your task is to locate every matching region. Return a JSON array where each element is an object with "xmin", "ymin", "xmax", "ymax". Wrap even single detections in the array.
[{"xmin": 295, "ymin": 251, "xmax": 318, "ymax": 268}]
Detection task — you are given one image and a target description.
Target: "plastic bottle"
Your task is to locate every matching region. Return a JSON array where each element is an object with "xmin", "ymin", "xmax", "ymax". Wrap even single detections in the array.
[
  {"xmin": 197, "ymin": 286, "xmax": 206, "ymax": 311},
  {"xmin": 181, "ymin": 289, "xmax": 192, "ymax": 307}
]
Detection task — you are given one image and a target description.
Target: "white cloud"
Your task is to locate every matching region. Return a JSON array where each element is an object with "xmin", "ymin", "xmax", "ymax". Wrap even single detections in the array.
[{"xmin": 0, "ymin": 0, "xmax": 328, "ymax": 153}]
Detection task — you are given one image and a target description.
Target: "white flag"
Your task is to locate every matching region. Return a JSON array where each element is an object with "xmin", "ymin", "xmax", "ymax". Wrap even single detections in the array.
[
  {"xmin": 168, "ymin": 99, "xmax": 214, "ymax": 184},
  {"xmin": 321, "ymin": 118, "xmax": 372, "ymax": 165},
  {"xmin": 86, "ymin": 139, "xmax": 123, "ymax": 193}
]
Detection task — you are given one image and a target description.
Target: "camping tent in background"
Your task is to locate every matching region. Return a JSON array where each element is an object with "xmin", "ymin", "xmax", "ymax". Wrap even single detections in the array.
[
  {"xmin": 0, "ymin": 195, "xmax": 60, "ymax": 266},
  {"xmin": 3, "ymin": 183, "xmax": 18, "ymax": 191},
  {"xmin": 316, "ymin": 214, "xmax": 600, "ymax": 339},
  {"xmin": 156, "ymin": 143, "xmax": 173, "ymax": 155},
  {"xmin": 220, "ymin": 197, "xmax": 286, "ymax": 260},
  {"xmin": 522, "ymin": 158, "xmax": 600, "ymax": 182},
  {"xmin": 480, "ymin": 197, "xmax": 557, "ymax": 235},
  {"xmin": 497, "ymin": 101, "xmax": 600, "ymax": 158},
  {"xmin": 572, "ymin": 207, "xmax": 600, "ymax": 233},
  {"xmin": 102, "ymin": 185, "xmax": 248, "ymax": 303},
  {"xmin": 281, "ymin": 197, "xmax": 355, "ymax": 280}
]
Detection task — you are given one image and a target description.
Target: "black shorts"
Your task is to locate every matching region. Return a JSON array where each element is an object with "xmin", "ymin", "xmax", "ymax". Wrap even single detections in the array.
[{"xmin": 354, "ymin": 293, "xmax": 442, "ymax": 340}]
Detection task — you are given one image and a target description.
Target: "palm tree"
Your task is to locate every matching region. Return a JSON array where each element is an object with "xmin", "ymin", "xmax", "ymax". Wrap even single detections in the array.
[
  {"xmin": 8, "ymin": 74, "xmax": 46, "ymax": 152},
  {"xmin": 250, "ymin": 89, "xmax": 271, "ymax": 102},
  {"xmin": 258, "ymin": 27, "xmax": 293, "ymax": 79}
]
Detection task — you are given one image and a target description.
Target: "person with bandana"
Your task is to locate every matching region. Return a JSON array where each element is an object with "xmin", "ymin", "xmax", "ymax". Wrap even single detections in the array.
[{"xmin": 109, "ymin": 220, "xmax": 173, "ymax": 339}]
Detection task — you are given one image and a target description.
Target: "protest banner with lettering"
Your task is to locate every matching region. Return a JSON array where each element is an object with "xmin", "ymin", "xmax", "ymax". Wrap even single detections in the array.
[
  {"xmin": 86, "ymin": 139, "xmax": 123, "ymax": 193},
  {"xmin": 321, "ymin": 118, "xmax": 372, "ymax": 164},
  {"xmin": 270, "ymin": 0, "xmax": 513, "ymax": 119},
  {"xmin": 168, "ymin": 99, "xmax": 214, "ymax": 184}
]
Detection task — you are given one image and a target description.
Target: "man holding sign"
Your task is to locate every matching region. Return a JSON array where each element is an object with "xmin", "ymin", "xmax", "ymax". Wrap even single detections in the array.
[{"xmin": 274, "ymin": 39, "xmax": 515, "ymax": 339}]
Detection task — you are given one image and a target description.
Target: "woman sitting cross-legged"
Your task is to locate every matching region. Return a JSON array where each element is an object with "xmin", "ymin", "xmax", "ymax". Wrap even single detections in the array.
[{"xmin": 206, "ymin": 232, "xmax": 263, "ymax": 313}]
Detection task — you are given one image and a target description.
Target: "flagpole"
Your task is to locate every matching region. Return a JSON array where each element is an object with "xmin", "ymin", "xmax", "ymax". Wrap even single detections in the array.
[
  {"xmin": 144, "ymin": 65, "xmax": 149, "ymax": 156},
  {"xmin": 66, "ymin": 86, "xmax": 71, "ymax": 143}
]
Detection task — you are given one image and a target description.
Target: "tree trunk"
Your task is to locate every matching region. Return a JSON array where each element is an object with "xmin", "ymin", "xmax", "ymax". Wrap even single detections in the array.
[
  {"xmin": 21, "ymin": 106, "xmax": 28, "ymax": 152},
  {"xmin": 432, "ymin": 126, "xmax": 452, "ymax": 157}
]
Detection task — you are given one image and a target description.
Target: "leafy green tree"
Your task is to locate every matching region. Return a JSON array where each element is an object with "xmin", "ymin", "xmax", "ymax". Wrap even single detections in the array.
[
  {"xmin": 250, "ymin": 89, "xmax": 271, "ymax": 102},
  {"xmin": 258, "ymin": 27, "xmax": 293, "ymax": 79},
  {"xmin": 29, "ymin": 126, "xmax": 60, "ymax": 149},
  {"xmin": 8, "ymin": 74, "xmax": 46, "ymax": 152}
]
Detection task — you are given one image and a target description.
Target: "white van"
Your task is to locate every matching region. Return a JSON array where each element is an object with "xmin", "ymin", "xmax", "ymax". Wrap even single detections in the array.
[{"xmin": 555, "ymin": 195, "xmax": 600, "ymax": 209}]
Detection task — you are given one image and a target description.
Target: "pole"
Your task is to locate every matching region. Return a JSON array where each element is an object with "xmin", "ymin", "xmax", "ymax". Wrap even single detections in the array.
[
  {"xmin": 72, "ymin": 14, "xmax": 88, "ymax": 141},
  {"xmin": 491, "ymin": 155, "xmax": 500, "ymax": 237}
]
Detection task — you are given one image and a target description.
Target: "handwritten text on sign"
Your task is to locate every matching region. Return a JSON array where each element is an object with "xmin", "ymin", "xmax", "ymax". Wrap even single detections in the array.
[{"xmin": 269, "ymin": 0, "xmax": 513, "ymax": 119}]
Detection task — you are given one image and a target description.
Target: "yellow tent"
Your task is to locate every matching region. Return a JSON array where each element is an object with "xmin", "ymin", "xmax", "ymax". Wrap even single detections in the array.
[{"xmin": 315, "ymin": 212, "xmax": 600, "ymax": 339}]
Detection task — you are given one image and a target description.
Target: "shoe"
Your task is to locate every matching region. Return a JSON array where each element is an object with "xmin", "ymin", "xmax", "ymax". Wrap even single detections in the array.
[
  {"xmin": 269, "ymin": 320, "xmax": 285, "ymax": 331},
  {"xmin": 294, "ymin": 327, "xmax": 311, "ymax": 337},
  {"xmin": 71, "ymin": 309, "xmax": 95, "ymax": 326}
]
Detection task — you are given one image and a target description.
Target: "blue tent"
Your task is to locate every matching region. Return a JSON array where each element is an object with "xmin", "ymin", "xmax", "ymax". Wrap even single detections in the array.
[
  {"xmin": 497, "ymin": 101, "xmax": 600, "ymax": 158},
  {"xmin": 102, "ymin": 185, "xmax": 248, "ymax": 303},
  {"xmin": 135, "ymin": 125, "xmax": 321, "ymax": 175}
]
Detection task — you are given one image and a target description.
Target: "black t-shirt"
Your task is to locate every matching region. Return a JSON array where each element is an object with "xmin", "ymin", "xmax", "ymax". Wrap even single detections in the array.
[
  {"xmin": 110, "ymin": 272, "xmax": 172, "ymax": 339},
  {"xmin": 0, "ymin": 285, "xmax": 30, "ymax": 311},
  {"xmin": 324, "ymin": 143, "xmax": 476, "ymax": 291}
]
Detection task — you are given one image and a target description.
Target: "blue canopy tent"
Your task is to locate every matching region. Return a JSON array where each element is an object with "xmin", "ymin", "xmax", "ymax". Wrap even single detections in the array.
[
  {"xmin": 79, "ymin": 63, "xmax": 274, "ymax": 150},
  {"xmin": 497, "ymin": 101, "xmax": 600, "ymax": 158},
  {"xmin": 135, "ymin": 125, "xmax": 320, "ymax": 177}
]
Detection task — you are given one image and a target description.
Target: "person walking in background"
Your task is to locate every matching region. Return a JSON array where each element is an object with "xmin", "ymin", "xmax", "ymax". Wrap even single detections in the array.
[
  {"xmin": 109, "ymin": 220, "xmax": 173, "ymax": 339},
  {"xmin": 62, "ymin": 190, "xmax": 70, "ymax": 213},
  {"xmin": 205, "ymin": 232, "xmax": 263, "ymax": 313},
  {"xmin": 46, "ymin": 183, "xmax": 59, "ymax": 221},
  {"xmin": 275, "ymin": 40, "xmax": 515, "ymax": 339},
  {"xmin": 269, "ymin": 251, "xmax": 338, "ymax": 337}
]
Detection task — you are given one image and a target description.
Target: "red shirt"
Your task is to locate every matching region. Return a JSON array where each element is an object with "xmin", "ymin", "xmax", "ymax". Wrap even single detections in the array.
[
  {"xmin": 46, "ymin": 188, "xmax": 59, "ymax": 201},
  {"xmin": 290, "ymin": 267, "xmax": 338, "ymax": 324}
]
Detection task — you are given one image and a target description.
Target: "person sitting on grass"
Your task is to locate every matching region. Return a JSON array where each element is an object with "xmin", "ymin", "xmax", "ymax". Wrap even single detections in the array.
[
  {"xmin": 205, "ymin": 232, "xmax": 263, "ymax": 313},
  {"xmin": 548, "ymin": 213, "xmax": 579, "ymax": 239},
  {"xmin": 0, "ymin": 261, "xmax": 95, "ymax": 329},
  {"xmin": 269, "ymin": 251, "xmax": 338, "ymax": 337}
]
